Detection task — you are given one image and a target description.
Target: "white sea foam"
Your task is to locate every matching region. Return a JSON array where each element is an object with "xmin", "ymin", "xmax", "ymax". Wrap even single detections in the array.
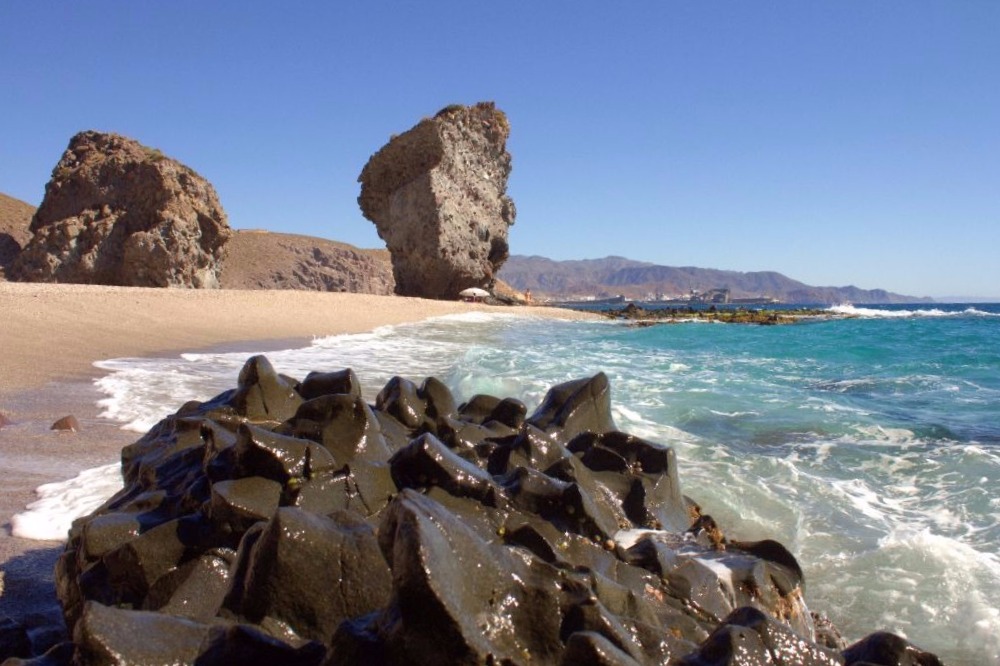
[
  {"xmin": 868, "ymin": 528, "xmax": 1000, "ymax": 662},
  {"xmin": 19, "ymin": 313, "xmax": 589, "ymax": 545},
  {"xmin": 829, "ymin": 304, "xmax": 1000, "ymax": 318},
  {"xmin": 11, "ymin": 463, "xmax": 122, "ymax": 541},
  {"xmin": 707, "ymin": 409, "xmax": 758, "ymax": 418}
]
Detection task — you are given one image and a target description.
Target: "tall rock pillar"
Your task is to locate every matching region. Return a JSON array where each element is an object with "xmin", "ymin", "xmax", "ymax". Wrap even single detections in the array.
[{"xmin": 358, "ymin": 102, "xmax": 516, "ymax": 300}]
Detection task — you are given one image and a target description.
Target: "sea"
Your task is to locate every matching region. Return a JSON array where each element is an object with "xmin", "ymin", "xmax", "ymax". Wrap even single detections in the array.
[{"xmin": 13, "ymin": 303, "xmax": 1000, "ymax": 665}]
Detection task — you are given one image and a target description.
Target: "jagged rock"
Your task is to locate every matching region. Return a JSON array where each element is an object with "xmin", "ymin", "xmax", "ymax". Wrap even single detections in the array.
[
  {"xmin": 73, "ymin": 601, "xmax": 212, "ymax": 665},
  {"xmin": 223, "ymin": 508, "xmax": 391, "ymax": 643},
  {"xmin": 195, "ymin": 624, "xmax": 326, "ymax": 666},
  {"xmin": 358, "ymin": 102, "xmax": 516, "ymax": 299},
  {"xmin": 842, "ymin": 632, "xmax": 944, "ymax": 666},
  {"xmin": 50, "ymin": 358, "xmax": 945, "ymax": 665},
  {"xmin": 528, "ymin": 372, "xmax": 616, "ymax": 443},
  {"xmin": 0, "ymin": 192, "xmax": 35, "ymax": 279},
  {"xmin": 675, "ymin": 606, "xmax": 842, "ymax": 666},
  {"xmin": 10, "ymin": 131, "xmax": 231, "ymax": 287}
]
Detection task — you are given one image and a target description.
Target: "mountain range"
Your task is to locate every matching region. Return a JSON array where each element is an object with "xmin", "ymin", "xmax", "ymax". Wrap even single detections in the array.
[{"xmin": 498, "ymin": 255, "xmax": 930, "ymax": 305}]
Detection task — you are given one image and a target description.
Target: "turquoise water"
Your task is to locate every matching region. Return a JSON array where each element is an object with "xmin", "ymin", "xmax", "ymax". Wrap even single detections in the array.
[{"xmin": 82, "ymin": 305, "xmax": 1000, "ymax": 664}]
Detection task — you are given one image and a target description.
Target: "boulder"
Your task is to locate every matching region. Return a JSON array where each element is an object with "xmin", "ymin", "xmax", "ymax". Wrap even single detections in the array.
[
  {"xmin": 842, "ymin": 632, "xmax": 944, "ymax": 666},
  {"xmin": 358, "ymin": 102, "xmax": 516, "ymax": 299},
  {"xmin": 10, "ymin": 131, "xmax": 231, "ymax": 288},
  {"xmin": 0, "ymin": 192, "xmax": 35, "ymax": 279},
  {"xmin": 47, "ymin": 358, "xmax": 945, "ymax": 665},
  {"xmin": 49, "ymin": 415, "xmax": 79, "ymax": 432}
]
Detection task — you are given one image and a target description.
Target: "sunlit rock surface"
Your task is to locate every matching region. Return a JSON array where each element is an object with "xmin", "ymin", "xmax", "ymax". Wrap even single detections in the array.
[
  {"xmin": 41, "ymin": 356, "xmax": 943, "ymax": 665},
  {"xmin": 358, "ymin": 102, "xmax": 516, "ymax": 299}
]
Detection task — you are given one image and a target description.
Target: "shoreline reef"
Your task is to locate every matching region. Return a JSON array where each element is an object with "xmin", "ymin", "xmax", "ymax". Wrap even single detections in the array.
[{"xmin": 599, "ymin": 302, "xmax": 844, "ymax": 325}]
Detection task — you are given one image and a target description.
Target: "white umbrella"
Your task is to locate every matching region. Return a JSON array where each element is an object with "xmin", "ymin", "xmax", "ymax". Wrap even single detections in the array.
[{"xmin": 458, "ymin": 287, "xmax": 490, "ymax": 300}]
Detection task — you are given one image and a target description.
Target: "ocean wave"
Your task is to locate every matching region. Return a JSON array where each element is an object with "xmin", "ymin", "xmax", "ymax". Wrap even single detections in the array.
[
  {"xmin": 829, "ymin": 304, "xmax": 1000, "ymax": 318},
  {"xmin": 11, "ymin": 463, "xmax": 123, "ymax": 541},
  {"xmin": 20, "ymin": 307, "xmax": 998, "ymax": 665}
]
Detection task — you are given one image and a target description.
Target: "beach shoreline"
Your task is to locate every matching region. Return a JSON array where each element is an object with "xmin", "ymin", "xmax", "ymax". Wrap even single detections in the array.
[{"xmin": 0, "ymin": 282, "xmax": 598, "ymax": 631}]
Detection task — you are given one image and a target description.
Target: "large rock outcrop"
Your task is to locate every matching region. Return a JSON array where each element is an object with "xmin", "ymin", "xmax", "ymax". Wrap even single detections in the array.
[
  {"xmin": 358, "ymin": 102, "xmax": 516, "ymax": 299},
  {"xmin": 38, "ymin": 356, "xmax": 943, "ymax": 665},
  {"xmin": 10, "ymin": 131, "xmax": 231, "ymax": 288},
  {"xmin": 0, "ymin": 192, "xmax": 35, "ymax": 279}
]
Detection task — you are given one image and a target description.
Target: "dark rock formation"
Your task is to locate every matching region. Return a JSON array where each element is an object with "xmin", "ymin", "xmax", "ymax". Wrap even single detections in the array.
[
  {"xmin": 44, "ymin": 357, "xmax": 943, "ymax": 665},
  {"xmin": 604, "ymin": 302, "xmax": 833, "ymax": 325},
  {"xmin": 9, "ymin": 131, "xmax": 231, "ymax": 288},
  {"xmin": 0, "ymin": 616, "xmax": 32, "ymax": 662},
  {"xmin": 218, "ymin": 230, "xmax": 395, "ymax": 294},
  {"xmin": 358, "ymin": 102, "xmax": 516, "ymax": 299},
  {"xmin": 842, "ymin": 632, "xmax": 944, "ymax": 666}
]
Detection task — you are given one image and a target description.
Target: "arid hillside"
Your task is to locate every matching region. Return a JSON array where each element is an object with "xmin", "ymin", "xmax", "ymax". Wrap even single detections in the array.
[{"xmin": 218, "ymin": 230, "xmax": 394, "ymax": 294}]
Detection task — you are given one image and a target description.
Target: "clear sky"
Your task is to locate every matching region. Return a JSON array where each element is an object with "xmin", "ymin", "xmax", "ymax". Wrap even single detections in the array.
[{"xmin": 2, "ymin": 2, "xmax": 998, "ymax": 299}]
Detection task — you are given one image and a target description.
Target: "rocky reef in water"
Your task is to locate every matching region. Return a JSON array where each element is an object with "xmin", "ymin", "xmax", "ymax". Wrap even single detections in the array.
[
  {"xmin": 26, "ymin": 358, "xmax": 942, "ymax": 665},
  {"xmin": 358, "ymin": 102, "xmax": 516, "ymax": 300},
  {"xmin": 9, "ymin": 131, "xmax": 231, "ymax": 288},
  {"xmin": 604, "ymin": 303, "xmax": 837, "ymax": 325}
]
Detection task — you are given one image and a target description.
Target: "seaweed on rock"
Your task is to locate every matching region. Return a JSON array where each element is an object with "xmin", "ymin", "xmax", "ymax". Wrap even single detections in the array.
[{"xmin": 45, "ymin": 355, "xmax": 941, "ymax": 665}]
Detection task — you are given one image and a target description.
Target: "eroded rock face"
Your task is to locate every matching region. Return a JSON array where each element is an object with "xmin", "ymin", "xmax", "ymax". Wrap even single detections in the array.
[
  {"xmin": 0, "ymin": 192, "xmax": 35, "ymax": 279},
  {"xmin": 10, "ymin": 131, "xmax": 231, "ymax": 288},
  {"xmin": 48, "ymin": 357, "xmax": 942, "ymax": 665},
  {"xmin": 358, "ymin": 102, "xmax": 516, "ymax": 299}
]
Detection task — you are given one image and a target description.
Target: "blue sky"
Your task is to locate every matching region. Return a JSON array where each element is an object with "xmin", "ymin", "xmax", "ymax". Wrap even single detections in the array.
[{"xmin": 2, "ymin": 2, "xmax": 998, "ymax": 299}]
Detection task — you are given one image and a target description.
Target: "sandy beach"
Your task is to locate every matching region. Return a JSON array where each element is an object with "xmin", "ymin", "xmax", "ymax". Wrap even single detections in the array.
[{"xmin": 0, "ymin": 282, "xmax": 596, "ymax": 632}]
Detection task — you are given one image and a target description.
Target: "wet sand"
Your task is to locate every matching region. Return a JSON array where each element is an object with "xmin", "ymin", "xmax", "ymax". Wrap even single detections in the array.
[{"xmin": 0, "ymin": 282, "xmax": 597, "ymax": 628}]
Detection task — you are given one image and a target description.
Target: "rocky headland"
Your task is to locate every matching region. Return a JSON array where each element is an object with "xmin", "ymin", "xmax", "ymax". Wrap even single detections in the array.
[
  {"xmin": 0, "ymin": 356, "xmax": 942, "ymax": 665},
  {"xmin": 358, "ymin": 102, "xmax": 516, "ymax": 300}
]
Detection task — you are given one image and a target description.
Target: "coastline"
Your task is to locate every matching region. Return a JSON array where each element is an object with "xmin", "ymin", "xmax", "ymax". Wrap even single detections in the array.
[{"xmin": 0, "ymin": 282, "xmax": 599, "ymax": 629}]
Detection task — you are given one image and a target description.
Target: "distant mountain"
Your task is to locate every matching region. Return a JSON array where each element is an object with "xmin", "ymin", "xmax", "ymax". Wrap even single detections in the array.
[{"xmin": 499, "ymin": 255, "xmax": 930, "ymax": 305}]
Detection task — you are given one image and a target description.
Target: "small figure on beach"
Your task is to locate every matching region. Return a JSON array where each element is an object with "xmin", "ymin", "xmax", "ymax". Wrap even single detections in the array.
[{"xmin": 524, "ymin": 288, "xmax": 532, "ymax": 304}]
